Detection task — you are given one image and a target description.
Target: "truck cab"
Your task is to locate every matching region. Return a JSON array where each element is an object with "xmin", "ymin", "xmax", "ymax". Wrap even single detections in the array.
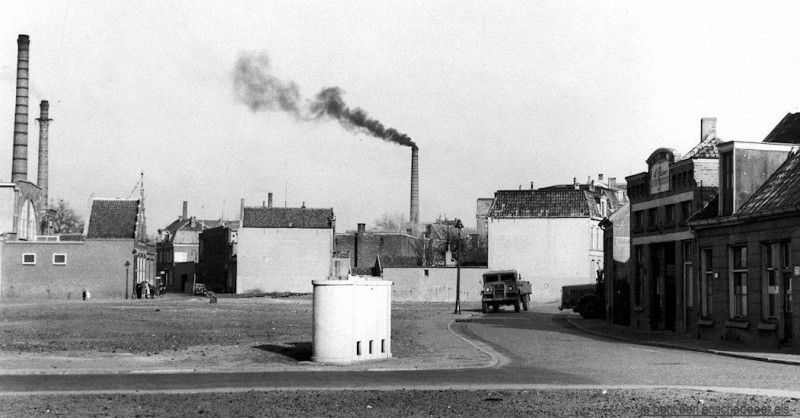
[{"xmin": 481, "ymin": 269, "xmax": 532, "ymax": 313}]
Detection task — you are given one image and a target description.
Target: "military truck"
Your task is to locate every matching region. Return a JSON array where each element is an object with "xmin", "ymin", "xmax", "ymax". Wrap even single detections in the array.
[
  {"xmin": 559, "ymin": 271, "xmax": 605, "ymax": 319},
  {"xmin": 481, "ymin": 270, "xmax": 532, "ymax": 313}
]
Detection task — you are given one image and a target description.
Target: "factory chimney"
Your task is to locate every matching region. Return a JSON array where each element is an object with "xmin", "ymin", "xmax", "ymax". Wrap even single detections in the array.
[
  {"xmin": 36, "ymin": 100, "xmax": 51, "ymax": 209},
  {"xmin": 410, "ymin": 146, "xmax": 419, "ymax": 224},
  {"xmin": 11, "ymin": 35, "xmax": 30, "ymax": 183},
  {"xmin": 182, "ymin": 201, "xmax": 188, "ymax": 220}
]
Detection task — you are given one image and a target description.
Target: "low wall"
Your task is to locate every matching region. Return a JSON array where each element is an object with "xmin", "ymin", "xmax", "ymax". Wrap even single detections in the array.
[{"xmin": 382, "ymin": 267, "xmax": 488, "ymax": 303}]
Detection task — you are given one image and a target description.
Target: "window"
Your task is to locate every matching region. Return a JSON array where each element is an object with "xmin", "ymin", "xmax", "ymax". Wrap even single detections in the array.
[
  {"xmin": 665, "ymin": 204, "xmax": 675, "ymax": 224},
  {"xmin": 22, "ymin": 253, "xmax": 36, "ymax": 265},
  {"xmin": 764, "ymin": 242, "xmax": 791, "ymax": 320},
  {"xmin": 729, "ymin": 245, "xmax": 748, "ymax": 318},
  {"xmin": 701, "ymin": 249, "xmax": 713, "ymax": 317},
  {"xmin": 52, "ymin": 254, "xmax": 67, "ymax": 266},
  {"xmin": 423, "ymin": 269, "xmax": 430, "ymax": 277},
  {"xmin": 634, "ymin": 246, "xmax": 644, "ymax": 306},
  {"xmin": 681, "ymin": 200, "xmax": 693, "ymax": 222},
  {"xmin": 721, "ymin": 152, "xmax": 733, "ymax": 216},
  {"xmin": 648, "ymin": 208, "xmax": 657, "ymax": 226},
  {"xmin": 633, "ymin": 211, "xmax": 644, "ymax": 232}
]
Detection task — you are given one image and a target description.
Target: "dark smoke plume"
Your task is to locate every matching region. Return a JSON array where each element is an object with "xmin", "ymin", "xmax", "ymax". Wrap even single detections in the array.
[{"xmin": 234, "ymin": 52, "xmax": 416, "ymax": 148}]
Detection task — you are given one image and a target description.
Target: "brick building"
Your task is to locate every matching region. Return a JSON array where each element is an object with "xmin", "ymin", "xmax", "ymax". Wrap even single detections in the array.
[
  {"xmin": 197, "ymin": 223, "xmax": 239, "ymax": 293},
  {"xmin": 626, "ymin": 118, "xmax": 720, "ymax": 333},
  {"xmin": 688, "ymin": 132, "xmax": 800, "ymax": 350},
  {"xmin": 1, "ymin": 198, "xmax": 154, "ymax": 299}
]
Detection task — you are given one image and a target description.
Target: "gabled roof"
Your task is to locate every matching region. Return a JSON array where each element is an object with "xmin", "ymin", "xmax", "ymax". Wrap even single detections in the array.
[
  {"xmin": 86, "ymin": 199, "xmax": 140, "ymax": 239},
  {"xmin": 489, "ymin": 189, "xmax": 600, "ymax": 218},
  {"xmin": 763, "ymin": 113, "xmax": 800, "ymax": 144},
  {"xmin": 737, "ymin": 150, "xmax": 800, "ymax": 215},
  {"xmin": 687, "ymin": 195, "xmax": 719, "ymax": 223},
  {"xmin": 242, "ymin": 207, "xmax": 334, "ymax": 229}
]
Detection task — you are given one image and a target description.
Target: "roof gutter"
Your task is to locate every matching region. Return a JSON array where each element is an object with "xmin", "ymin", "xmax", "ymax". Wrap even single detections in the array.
[{"xmin": 688, "ymin": 204, "xmax": 800, "ymax": 229}]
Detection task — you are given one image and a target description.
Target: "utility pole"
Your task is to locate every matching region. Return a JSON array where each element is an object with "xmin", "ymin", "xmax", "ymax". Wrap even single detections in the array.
[{"xmin": 453, "ymin": 218, "xmax": 464, "ymax": 314}]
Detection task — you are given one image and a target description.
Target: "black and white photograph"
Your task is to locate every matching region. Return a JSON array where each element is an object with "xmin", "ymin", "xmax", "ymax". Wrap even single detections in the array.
[{"xmin": 1, "ymin": 1, "xmax": 800, "ymax": 416}]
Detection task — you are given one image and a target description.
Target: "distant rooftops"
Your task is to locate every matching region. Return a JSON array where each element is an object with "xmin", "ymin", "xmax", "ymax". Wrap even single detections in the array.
[{"xmin": 242, "ymin": 206, "xmax": 335, "ymax": 229}]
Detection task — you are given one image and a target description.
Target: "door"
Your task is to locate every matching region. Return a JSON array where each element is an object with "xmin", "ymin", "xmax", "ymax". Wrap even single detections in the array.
[{"xmin": 664, "ymin": 244, "xmax": 677, "ymax": 332}]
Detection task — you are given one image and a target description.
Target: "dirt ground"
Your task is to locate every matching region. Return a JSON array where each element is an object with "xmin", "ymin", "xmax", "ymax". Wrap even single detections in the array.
[
  {"xmin": 3, "ymin": 388, "xmax": 798, "ymax": 417},
  {"xmin": 0, "ymin": 293, "xmax": 488, "ymax": 373},
  {"xmin": 2, "ymin": 295, "xmax": 799, "ymax": 416}
]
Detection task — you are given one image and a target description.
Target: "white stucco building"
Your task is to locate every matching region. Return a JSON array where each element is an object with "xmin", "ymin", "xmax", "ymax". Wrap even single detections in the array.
[
  {"xmin": 487, "ymin": 179, "xmax": 627, "ymax": 303},
  {"xmin": 236, "ymin": 205, "xmax": 335, "ymax": 294}
]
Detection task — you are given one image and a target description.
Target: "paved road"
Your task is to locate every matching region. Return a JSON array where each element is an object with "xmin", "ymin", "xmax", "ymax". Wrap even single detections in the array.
[
  {"xmin": 2, "ymin": 306, "xmax": 799, "ymax": 394},
  {"xmin": 460, "ymin": 306, "xmax": 800, "ymax": 391}
]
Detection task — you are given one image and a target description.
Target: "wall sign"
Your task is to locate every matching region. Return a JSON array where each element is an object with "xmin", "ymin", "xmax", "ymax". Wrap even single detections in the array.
[{"xmin": 650, "ymin": 159, "xmax": 670, "ymax": 194}]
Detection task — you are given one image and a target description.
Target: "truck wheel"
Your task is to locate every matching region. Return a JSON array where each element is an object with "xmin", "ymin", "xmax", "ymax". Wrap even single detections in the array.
[
  {"xmin": 514, "ymin": 301, "xmax": 520, "ymax": 312},
  {"xmin": 579, "ymin": 296, "xmax": 601, "ymax": 319},
  {"xmin": 482, "ymin": 302, "xmax": 489, "ymax": 313}
]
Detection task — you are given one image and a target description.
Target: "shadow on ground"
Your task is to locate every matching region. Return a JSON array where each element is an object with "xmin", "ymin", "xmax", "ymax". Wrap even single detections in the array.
[{"xmin": 254, "ymin": 342, "xmax": 312, "ymax": 361}]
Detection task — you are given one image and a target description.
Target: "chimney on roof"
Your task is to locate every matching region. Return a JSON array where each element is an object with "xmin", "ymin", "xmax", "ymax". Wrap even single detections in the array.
[
  {"xmin": 239, "ymin": 198, "xmax": 245, "ymax": 220},
  {"xmin": 301, "ymin": 201, "xmax": 306, "ymax": 209},
  {"xmin": 268, "ymin": 192, "xmax": 273, "ymax": 208},
  {"xmin": 357, "ymin": 223, "xmax": 366, "ymax": 234},
  {"xmin": 701, "ymin": 117, "xmax": 717, "ymax": 141},
  {"xmin": 190, "ymin": 216, "xmax": 196, "ymax": 228},
  {"xmin": 598, "ymin": 173, "xmax": 603, "ymax": 181},
  {"xmin": 573, "ymin": 177, "xmax": 579, "ymax": 190},
  {"xmin": 182, "ymin": 201, "xmax": 188, "ymax": 220},
  {"xmin": 530, "ymin": 181, "xmax": 534, "ymax": 190},
  {"xmin": 609, "ymin": 177, "xmax": 617, "ymax": 188},
  {"xmin": 262, "ymin": 200, "xmax": 266, "ymax": 207},
  {"xmin": 589, "ymin": 180, "xmax": 596, "ymax": 192},
  {"xmin": 11, "ymin": 35, "xmax": 30, "ymax": 183}
]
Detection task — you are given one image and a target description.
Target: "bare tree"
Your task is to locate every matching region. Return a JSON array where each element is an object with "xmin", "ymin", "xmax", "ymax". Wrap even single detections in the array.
[
  {"xmin": 51, "ymin": 200, "xmax": 85, "ymax": 234},
  {"xmin": 372, "ymin": 211, "xmax": 406, "ymax": 232}
]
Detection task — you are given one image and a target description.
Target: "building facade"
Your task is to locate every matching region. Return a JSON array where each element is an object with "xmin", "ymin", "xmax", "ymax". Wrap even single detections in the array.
[
  {"xmin": 236, "ymin": 205, "xmax": 335, "ymax": 294},
  {"xmin": 197, "ymin": 224, "xmax": 239, "ymax": 293},
  {"xmin": 487, "ymin": 178, "xmax": 626, "ymax": 303},
  {"xmin": 626, "ymin": 118, "xmax": 720, "ymax": 333},
  {"xmin": 689, "ymin": 139, "xmax": 800, "ymax": 351}
]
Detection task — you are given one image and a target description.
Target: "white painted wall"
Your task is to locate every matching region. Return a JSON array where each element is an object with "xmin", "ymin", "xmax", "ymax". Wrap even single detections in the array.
[
  {"xmin": 237, "ymin": 228, "xmax": 332, "ymax": 294},
  {"xmin": 488, "ymin": 217, "xmax": 601, "ymax": 303},
  {"xmin": 383, "ymin": 267, "xmax": 488, "ymax": 302}
]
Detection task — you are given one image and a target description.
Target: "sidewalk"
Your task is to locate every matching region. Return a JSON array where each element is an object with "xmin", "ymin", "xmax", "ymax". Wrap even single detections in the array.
[{"xmin": 567, "ymin": 314, "xmax": 800, "ymax": 366}]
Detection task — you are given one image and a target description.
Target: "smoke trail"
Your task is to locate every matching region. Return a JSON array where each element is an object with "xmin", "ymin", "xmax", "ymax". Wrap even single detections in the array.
[{"xmin": 234, "ymin": 52, "xmax": 416, "ymax": 148}]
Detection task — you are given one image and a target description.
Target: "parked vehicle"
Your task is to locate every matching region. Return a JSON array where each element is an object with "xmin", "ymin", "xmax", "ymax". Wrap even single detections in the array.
[
  {"xmin": 193, "ymin": 283, "xmax": 208, "ymax": 296},
  {"xmin": 481, "ymin": 269, "xmax": 532, "ymax": 313},
  {"xmin": 559, "ymin": 272, "xmax": 605, "ymax": 319}
]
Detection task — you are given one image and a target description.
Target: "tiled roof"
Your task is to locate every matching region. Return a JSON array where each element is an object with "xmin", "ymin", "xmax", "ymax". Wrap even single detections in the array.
[
  {"xmin": 683, "ymin": 135, "xmax": 720, "ymax": 159},
  {"xmin": 763, "ymin": 113, "xmax": 800, "ymax": 144},
  {"xmin": 737, "ymin": 150, "xmax": 800, "ymax": 215},
  {"xmin": 489, "ymin": 189, "xmax": 599, "ymax": 218},
  {"xmin": 687, "ymin": 195, "xmax": 719, "ymax": 223},
  {"xmin": 86, "ymin": 199, "xmax": 140, "ymax": 239},
  {"xmin": 242, "ymin": 207, "xmax": 334, "ymax": 229}
]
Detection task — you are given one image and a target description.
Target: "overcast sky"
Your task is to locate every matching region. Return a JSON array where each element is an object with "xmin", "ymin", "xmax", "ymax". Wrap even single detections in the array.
[{"xmin": 2, "ymin": 1, "xmax": 800, "ymax": 233}]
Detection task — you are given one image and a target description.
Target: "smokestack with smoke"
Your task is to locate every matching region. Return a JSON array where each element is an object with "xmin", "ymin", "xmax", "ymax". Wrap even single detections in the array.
[
  {"xmin": 410, "ymin": 146, "xmax": 419, "ymax": 224},
  {"xmin": 12, "ymin": 35, "xmax": 30, "ymax": 183},
  {"xmin": 233, "ymin": 52, "xmax": 416, "ymax": 149}
]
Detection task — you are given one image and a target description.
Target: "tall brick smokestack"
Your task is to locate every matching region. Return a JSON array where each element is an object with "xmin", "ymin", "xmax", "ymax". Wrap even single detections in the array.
[
  {"xmin": 36, "ymin": 100, "xmax": 51, "ymax": 209},
  {"xmin": 12, "ymin": 35, "xmax": 30, "ymax": 183},
  {"xmin": 410, "ymin": 146, "xmax": 419, "ymax": 224}
]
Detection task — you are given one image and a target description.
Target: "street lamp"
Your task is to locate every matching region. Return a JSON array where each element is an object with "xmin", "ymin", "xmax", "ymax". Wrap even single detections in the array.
[
  {"xmin": 124, "ymin": 260, "xmax": 131, "ymax": 299},
  {"xmin": 453, "ymin": 218, "xmax": 464, "ymax": 314}
]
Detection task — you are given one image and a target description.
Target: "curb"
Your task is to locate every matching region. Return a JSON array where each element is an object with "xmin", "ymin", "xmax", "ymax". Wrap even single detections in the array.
[{"xmin": 566, "ymin": 315, "xmax": 800, "ymax": 367}]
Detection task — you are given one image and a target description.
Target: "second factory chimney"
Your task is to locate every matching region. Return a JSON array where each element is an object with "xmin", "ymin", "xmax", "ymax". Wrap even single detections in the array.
[
  {"xmin": 36, "ymin": 100, "xmax": 51, "ymax": 209},
  {"xmin": 12, "ymin": 34, "xmax": 30, "ymax": 183},
  {"xmin": 410, "ymin": 146, "xmax": 419, "ymax": 224}
]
